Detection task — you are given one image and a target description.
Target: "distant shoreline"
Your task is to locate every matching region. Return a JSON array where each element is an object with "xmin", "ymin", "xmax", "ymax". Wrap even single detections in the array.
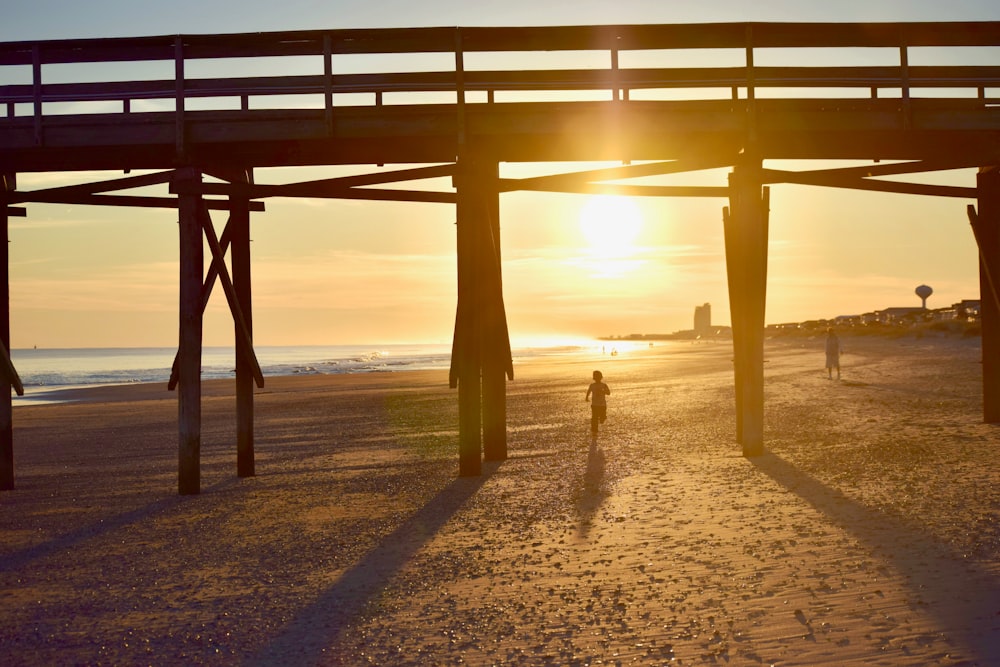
[{"xmin": 603, "ymin": 318, "xmax": 981, "ymax": 342}]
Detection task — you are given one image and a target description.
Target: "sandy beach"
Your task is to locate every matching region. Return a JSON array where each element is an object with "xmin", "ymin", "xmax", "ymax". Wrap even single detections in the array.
[{"xmin": 1, "ymin": 333, "xmax": 998, "ymax": 666}]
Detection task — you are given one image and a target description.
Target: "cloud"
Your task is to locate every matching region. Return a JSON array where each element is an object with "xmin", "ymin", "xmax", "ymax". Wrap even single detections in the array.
[
  {"xmin": 12, "ymin": 261, "xmax": 176, "ymax": 312},
  {"xmin": 252, "ymin": 249, "xmax": 456, "ymax": 311}
]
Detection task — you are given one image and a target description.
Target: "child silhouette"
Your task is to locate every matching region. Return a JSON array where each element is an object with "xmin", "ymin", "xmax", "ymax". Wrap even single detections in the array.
[{"xmin": 585, "ymin": 370, "xmax": 611, "ymax": 434}]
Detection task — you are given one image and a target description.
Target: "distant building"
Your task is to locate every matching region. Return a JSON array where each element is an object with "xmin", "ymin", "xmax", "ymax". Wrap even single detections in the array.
[
  {"xmin": 834, "ymin": 315, "xmax": 861, "ymax": 327},
  {"xmin": 877, "ymin": 307, "xmax": 926, "ymax": 323},
  {"xmin": 758, "ymin": 297, "xmax": 980, "ymax": 332},
  {"xmin": 694, "ymin": 303, "xmax": 711, "ymax": 334},
  {"xmin": 955, "ymin": 299, "xmax": 981, "ymax": 321}
]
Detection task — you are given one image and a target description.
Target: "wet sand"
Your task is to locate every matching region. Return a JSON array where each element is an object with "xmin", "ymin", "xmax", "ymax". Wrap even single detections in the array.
[{"xmin": 1, "ymin": 334, "xmax": 998, "ymax": 665}]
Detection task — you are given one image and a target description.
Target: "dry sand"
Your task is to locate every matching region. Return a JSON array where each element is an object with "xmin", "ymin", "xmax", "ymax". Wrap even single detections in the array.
[{"xmin": 0, "ymin": 333, "xmax": 998, "ymax": 666}]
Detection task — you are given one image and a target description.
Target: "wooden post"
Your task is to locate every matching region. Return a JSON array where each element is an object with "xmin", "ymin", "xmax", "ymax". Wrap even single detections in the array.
[
  {"xmin": 973, "ymin": 167, "xmax": 1000, "ymax": 423},
  {"xmin": 0, "ymin": 173, "xmax": 14, "ymax": 490},
  {"xmin": 478, "ymin": 160, "xmax": 512, "ymax": 462},
  {"xmin": 229, "ymin": 172, "xmax": 256, "ymax": 477},
  {"xmin": 232, "ymin": 170, "xmax": 255, "ymax": 476},
  {"xmin": 726, "ymin": 158, "xmax": 768, "ymax": 456},
  {"xmin": 722, "ymin": 206, "xmax": 744, "ymax": 444},
  {"xmin": 452, "ymin": 157, "xmax": 482, "ymax": 476},
  {"xmin": 450, "ymin": 155, "xmax": 514, "ymax": 472},
  {"xmin": 176, "ymin": 168, "xmax": 203, "ymax": 494}
]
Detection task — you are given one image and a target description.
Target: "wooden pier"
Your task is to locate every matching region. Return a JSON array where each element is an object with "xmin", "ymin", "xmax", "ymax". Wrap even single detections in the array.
[{"xmin": 1, "ymin": 22, "xmax": 999, "ymax": 492}]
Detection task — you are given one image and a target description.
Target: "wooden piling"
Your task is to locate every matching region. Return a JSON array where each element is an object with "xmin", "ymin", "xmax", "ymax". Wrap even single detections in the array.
[
  {"xmin": 453, "ymin": 158, "xmax": 483, "ymax": 476},
  {"xmin": 974, "ymin": 167, "xmax": 1000, "ymax": 423},
  {"xmin": 176, "ymin": 168, "xmax": 203, "ymax": 495},
  {"xmin": 231, "ymin": 170, "xmax": 255, "ymax": 477},
  {"xmin": 0, "ymin": 173, "xmax": 13, "ymax": 490},
  {"xmin": 722, "ymin": 206, "xmax": 745, "ymax": 445},
  {"xmin": 726, "ymin": 158, "xmax": 768, "ymax": 456},
  {"xmin": 477, "ymin": 160, "xmax": 511, "ymax": 463},
  {"xmin": 451, "ymin": 155, "xmax": 514, "ymax": 472}
]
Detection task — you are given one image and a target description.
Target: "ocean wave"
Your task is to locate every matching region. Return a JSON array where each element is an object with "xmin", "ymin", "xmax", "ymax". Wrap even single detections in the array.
[{"xmin": 9, "ymin": 342, "xmax": 603, "ymax": 397}]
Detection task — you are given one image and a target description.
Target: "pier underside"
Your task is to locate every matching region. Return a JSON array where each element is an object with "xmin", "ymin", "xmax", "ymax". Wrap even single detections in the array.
[{"xmin": 1, "ymin": 21, "xmax": 999, "ymax": 492}]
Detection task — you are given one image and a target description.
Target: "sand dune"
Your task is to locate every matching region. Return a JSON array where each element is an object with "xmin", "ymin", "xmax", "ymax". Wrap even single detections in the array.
[{"xmin": 0, "ymin": 334, "xmax": 997, "ymax": 665}]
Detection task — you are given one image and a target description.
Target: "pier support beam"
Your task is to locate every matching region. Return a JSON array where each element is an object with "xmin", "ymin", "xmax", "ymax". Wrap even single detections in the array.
[
  {"xmin": 724, "ymin": 157, "xmax": 769, "ymax": 456},
  {"xmin": 176, "ymin": 168, "xmax": 204, "ymax": 495},
  {"xmin": 168, "ymin": 169, "xmax": 263, "ymax": 480},
  {"xmin": 452, "ymin": 158, "xmax": 483, "ymax": 476},
  {"xmin": 231, "ymin": 170, "xmax": 255, "ymax": 477},
  {"xmin": 451, "ymin": 155, "xmax": 513, "ymax": 475},
  {"xmin": 478, "ymin": 161, "xmax": 513, "ymax": 463},
  {"xmin": 0, "ymin": 174, "xmax": 13, "ymax": 490},
  {"xmin": 970, "ymin": 167, "xmax": 1000, "ymax": 423}
]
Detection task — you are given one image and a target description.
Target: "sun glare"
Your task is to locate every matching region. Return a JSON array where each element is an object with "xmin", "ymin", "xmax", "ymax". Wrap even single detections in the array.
[{"xmin": 579, "ymin": 195, "xmax": 643, "ymax": 258}]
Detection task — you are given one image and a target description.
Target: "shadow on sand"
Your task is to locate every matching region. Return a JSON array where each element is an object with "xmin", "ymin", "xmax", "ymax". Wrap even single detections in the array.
[
  {"xmin": 574, "ymin": 435, "xmax": 607, "ymax": 538},
  {"xmin": 0, "ymin": 475, "xmax": 242, "ymax": 574},
  {"xmin": 752, "ymin": 452, "xmax": 1000, "ymax": 664},
  {"xmin": 247, "ymin": 460, "xmax": 501, "ymax": 666}
]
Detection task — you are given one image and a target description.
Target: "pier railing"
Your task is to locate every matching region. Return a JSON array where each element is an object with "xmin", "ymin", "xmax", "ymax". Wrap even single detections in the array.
[{"xmin": 1, "ymin": 22, "xmax": 999, "ymax": 126}]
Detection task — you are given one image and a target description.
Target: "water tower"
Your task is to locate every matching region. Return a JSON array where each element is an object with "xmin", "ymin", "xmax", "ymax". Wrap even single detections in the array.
[{"xmin": 916, "ymin": 284, "xmax": 933, "ymax": 309}]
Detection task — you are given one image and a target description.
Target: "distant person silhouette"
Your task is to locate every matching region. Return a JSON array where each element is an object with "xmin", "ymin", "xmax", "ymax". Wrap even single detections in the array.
[
  {"xmin": 586, "ymin": 370, "xmax": 611, "ymax": 434},
  {"xmin": 825, "ymin": 328, "xmax": 841, "ymax": 380}
]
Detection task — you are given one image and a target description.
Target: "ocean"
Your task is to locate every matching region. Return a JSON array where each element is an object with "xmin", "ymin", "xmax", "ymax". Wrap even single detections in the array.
[{"xmin": 8, "ymin": 342, "xmax": 603, "ymax": 405}]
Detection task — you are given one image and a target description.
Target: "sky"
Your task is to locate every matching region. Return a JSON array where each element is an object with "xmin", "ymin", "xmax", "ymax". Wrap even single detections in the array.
[{"xmin": 2, "ymin": 1, "xmax": 999, "ymax": 348}]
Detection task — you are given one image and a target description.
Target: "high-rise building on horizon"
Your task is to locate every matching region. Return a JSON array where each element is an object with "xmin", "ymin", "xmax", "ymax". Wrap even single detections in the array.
[{"xmin": 694, "ymin": 303, "xmax": 711, "ymax": 334}]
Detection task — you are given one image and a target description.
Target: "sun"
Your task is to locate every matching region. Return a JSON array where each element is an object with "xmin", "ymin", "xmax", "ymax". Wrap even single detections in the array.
[{"xmin": 578, "ymin": 195, "xmax": 643, "ymax": 257}]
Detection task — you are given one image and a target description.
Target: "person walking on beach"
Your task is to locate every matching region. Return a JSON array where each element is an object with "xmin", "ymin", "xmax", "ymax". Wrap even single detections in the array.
[
  {"xmin": 586, "ymin": 370, "xmax": 611, "ymax": 434},
  {"xmin": 825, "ymin": 327, "xmax": 842, "ymax": 380}
]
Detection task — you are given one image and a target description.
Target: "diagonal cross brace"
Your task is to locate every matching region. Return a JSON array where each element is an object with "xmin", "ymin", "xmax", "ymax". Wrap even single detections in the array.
[
  {"xmin": 481, "ymin": 202, "xmax": 513, "ymax": 382},
  {"xmin": 176, "ymin": 164, "xmax": 457, "ymax": 203},
  {"xmin": 499, "ymin": 158, "xmax": 731, "ymax": 193},
  {"xmin": 6, "ymin": 170, "xmax": 177, "ymax": 205},
  {"xmin": 168, "ymin": 213, "xmax": 233, "ymax": 389},
  {"xmin": 448, "ymin": 177, "xmax": 514, "ymax": 387},
  {"xmin": 968, "ymin": 205, "xmax": 1000, "ymax": 314},
  {"xmin": 763, "ymin": 167, "xmax": 976, "ymax": 198},
  {"xmin": 448, "ymin": 297, "xmax": 474, "ymax": 390},
  {"xmin": 168, "ymin": 205, "xmax": 264, "ymax": 390},
  {"xmin": 0, "ymin": 338, "xmax": 23, "ymax": 397},
  {"xmin": 0, "ymin": 173, "xmax": 23, "ymax": 397},
  {"xmin": 198, "ymin": 202, "xmax": 264, "ymax": 389}
]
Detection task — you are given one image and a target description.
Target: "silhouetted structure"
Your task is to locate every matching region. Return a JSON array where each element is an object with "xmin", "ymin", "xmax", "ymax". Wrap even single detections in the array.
[
  {"xmin": 1, "ymin": 22, "xmax": 999, "ymax": 492},
  {"xmin": 916, "ymin": 284, "xmax": 933, "ymax": 309},
  {"xmin": 694, "ymin": 303, "xmax": 712, "ymax": 335}
]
